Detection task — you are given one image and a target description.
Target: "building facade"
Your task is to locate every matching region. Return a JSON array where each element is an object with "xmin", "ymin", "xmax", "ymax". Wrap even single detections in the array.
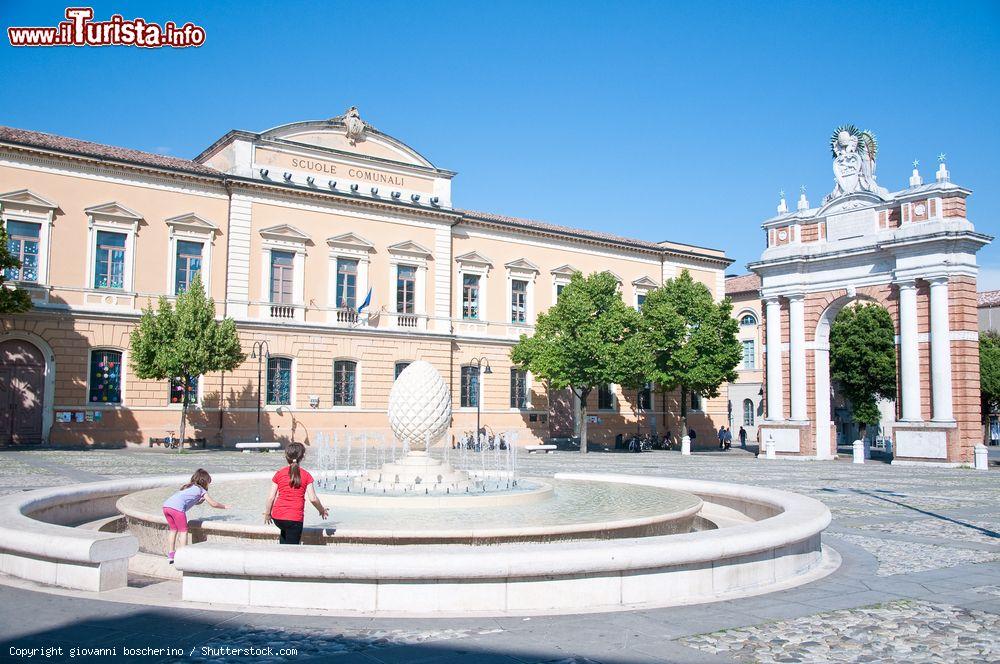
[
  {"xmin": 725, "ymin": 273, "xmax": 764, "ymax": 444},
  {"xmin": 0, "ymin": 110, "xmax": 731, "ymax": 448},
  {"xmin": 750, "ymin": 127, "xmax": 991, "ymax": 465}
]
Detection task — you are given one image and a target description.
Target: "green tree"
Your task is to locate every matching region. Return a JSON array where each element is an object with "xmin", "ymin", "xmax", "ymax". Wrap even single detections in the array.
[
  {"xmin": 130, "ymin": 275, "xmax": 245, "ymax": 448},
  {"xmin": 0, "ymin": 220, "xmax": 32, "ymax": 313},
  {"xmin": 641, "ymin": 270, "xmax": 741, "ymax": 439},
  {"xmin": 981, "ymin": 331, "xmax": 1000, "ymax": 422},
  {"xmin": 511, "ymin": 271, "xmax": 648, "ymax": 453},
  {"xmin": 829, "ymin": 302, "xmax": 897, "ymax": 435}
]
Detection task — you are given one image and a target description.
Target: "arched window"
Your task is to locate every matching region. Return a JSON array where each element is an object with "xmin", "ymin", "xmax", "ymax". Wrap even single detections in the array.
[
  {"xmin": 460, "ymin": 366, "xmax": 479, "ymax": 407},
  {"xmin": 89, "ymin": 349, "xmax": 123, "ymax": 404},
  {"xmin": 740, "ymin": 313, "xmax": 758, "ymax": 326},
  {"xmin": 690, "ymin": 392, "xmax": 702, "ymax": 411},
  {"xmin": 333, "ymin": 360, "xmax": 357, "ymax": 406},
  {"xmin": 394, "ymin": 361, "xmax": 410, "ymax": 380},
  {"xmin": 743, "ymin": 399, "xmax": 755, "ymax": 426},
  {"xmin": 266, "ymin": 357, "xmax": 292, "ymax": 405}
]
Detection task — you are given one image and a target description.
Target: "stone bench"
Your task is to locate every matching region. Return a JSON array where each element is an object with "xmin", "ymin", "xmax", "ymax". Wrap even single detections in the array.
[
  {"xmin": 235, "ymin": 441, "xmax": 281, "ymax": 452},
  {"xmin": 525, "ymin": 444, "xmax": 557, "ymax": 454}
]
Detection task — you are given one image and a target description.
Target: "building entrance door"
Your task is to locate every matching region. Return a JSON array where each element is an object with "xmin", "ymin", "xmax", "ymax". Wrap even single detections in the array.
[{"xmin": 0, "ymin": 339, "xmax": 45, "ymax": 445}]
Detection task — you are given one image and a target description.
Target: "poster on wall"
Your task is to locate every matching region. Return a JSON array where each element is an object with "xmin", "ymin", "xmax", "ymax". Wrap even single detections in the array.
[
  {"xmin": 56, "ymin": 412, "xmax": 71, "ymax": 423},
  {"xmin": 73, "ymin": 412, "xmax": 85, "ymax": 423}
]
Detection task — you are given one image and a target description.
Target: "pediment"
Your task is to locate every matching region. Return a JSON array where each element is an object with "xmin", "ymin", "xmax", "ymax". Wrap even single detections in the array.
[
  {"xmin": 387, "ymin": 240, "xmax": 433, "ymax": 258},
  {"xmin": 0, "ymin": 189, "xmax": 58, "ymax": 211},
  {"xmin": 455, "ymin": 251, "xmax": 493, "ymax": 267},
  {"xmin": 505, "ymin": 258, "xmax": 540, "ymax": 273},
  {"xmin": 601, "ymin": 270, "xmax": 623, "ymax": 283},
  {"xmin": 260, "ymin": 224, "xmax": 310, "ymax": 243},
  {"xmin": 326, "ymin": 232, "xmax": 375, "ymax": 252},
  {"xmin": 85, "ymin": 202, "xmax": 143, "ymax": 220},
  {"xmin": 165, "ymin": 213, "xmax": 218, "ymax": 235},
  {"xmin": 632, "ymin": 276, "xmax": 658, "ymax": 288},
  {"xmin": 816, "ymin": 191, "xmax": 884, "ymax": 218},
  {"xmin": 550, "ymin": 264, "xmax": 580, "ymax": 277}
]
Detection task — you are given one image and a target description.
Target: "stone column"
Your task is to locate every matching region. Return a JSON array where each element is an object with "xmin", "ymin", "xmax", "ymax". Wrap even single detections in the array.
[
  {"xmin": 928, "ymin": 277, "xmax": 954, "ymax": 421},
  {"xmin": 897, "ymin": 280, "xmax": 922, "ymax": 421},
  {"xmin": 765, "ymin": 297, "xmax": 784, "ymax": 420},
  {"xmin": 788, "ymin": 294, "xmax": 807, "ymax": 421}
]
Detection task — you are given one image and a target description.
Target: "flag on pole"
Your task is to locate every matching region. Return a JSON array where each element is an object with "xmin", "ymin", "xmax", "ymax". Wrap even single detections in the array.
[{"xmin": 357, "ymin": 287, "xmax": 372, "ymax": 313}]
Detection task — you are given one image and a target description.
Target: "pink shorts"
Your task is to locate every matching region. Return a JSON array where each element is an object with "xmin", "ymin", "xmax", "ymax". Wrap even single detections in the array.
[{"xmin": 163, "ymin": 507, "xmax": 188, "ymax": 532}]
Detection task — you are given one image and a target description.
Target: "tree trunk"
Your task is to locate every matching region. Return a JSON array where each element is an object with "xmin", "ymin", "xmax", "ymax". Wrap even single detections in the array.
[
  {"xmin": 576, "ymin": 387, "xmax": 591, "ymax": 454},
  {"xmin": 177, "ymin": 375, "xmax": 189, "ymax": 453},
  {"xmin": 680, "ymin": 385, "xmax": 689, "ymax": 442}
]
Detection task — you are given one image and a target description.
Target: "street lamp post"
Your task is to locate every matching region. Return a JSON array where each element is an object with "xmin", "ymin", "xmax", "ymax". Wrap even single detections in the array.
[
  {"xmin": 250, "ymin": 340, "xmax": 270, "ymax": 443},
  {"xmin": 468, "ymin": 356, "xmax": 492, "ymax": 444}
]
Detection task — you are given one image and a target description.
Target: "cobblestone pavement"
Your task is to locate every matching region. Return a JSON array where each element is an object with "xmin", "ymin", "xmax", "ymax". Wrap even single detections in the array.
[{"xmin": 0, "ymin": 447, "xmax": 997, "ymax": 663}]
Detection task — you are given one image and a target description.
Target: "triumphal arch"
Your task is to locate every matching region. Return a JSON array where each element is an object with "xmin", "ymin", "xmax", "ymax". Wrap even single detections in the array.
[{"xmin": 750, "ymin": 126, "xmax": 991, "ymax": 465}]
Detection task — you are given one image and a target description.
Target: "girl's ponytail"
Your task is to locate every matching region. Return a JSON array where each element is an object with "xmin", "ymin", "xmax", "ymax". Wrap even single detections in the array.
[{"xmin": 285, "ymin": 442, "xmax": 305, "ymax": 489}]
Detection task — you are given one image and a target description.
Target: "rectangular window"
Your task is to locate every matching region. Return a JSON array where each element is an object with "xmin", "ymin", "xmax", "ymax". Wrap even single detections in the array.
[
  {"xmin": 94, "ymin": 231, "xmax": 126, "ymax": 290},
  {"xmin": 510, "ymin": 368, "xmax": 528, "ymax": 409},
  {"xmin": 89, "ymin": 350, "xmax": 123, "ymax": 404},
  {"xmin": 333, "ymin": 360, "xmax": 356, "ymax": 407},
  {"xmin": 4, "ymin": 220, "xmax": 40, "ymax": 283},
  {"xmin": 461, "ymin": 366, "xmax": 479, "ymax": 408},
  {"xmin": 511, "ymin": 279, "xmax": 527, "ymax": 323},
  {"xmin": 335, "ymin": 258, "xmax": 358, "ymax": 310},
  {"xmin": 396, "ymin": 265, "xmax": 416, "ymax": 314},
  {"xmin": 638, "ymin": 384, "xmax": 652, "ymax": 411},
  {"xmin": 691, "ymin": 392, "xmax": 702, "ymax": 411},
  {"xmin": 742, "ymin": 340, "xmax": 756, "ymax": 370},
  {"xmin": 636, "ymin": 293, "xmax": 647, "ymax": 309},
  {"xmin": 266, "ymin": 357, "xmax": 292, "ymax": 405},
  {"xmin": 462, "ymin": 274, "xmax": 480, "ymax": 320},
  {"xmin": 168, "ymin": 375, "xmax": 199, "ymax": 404},
  {"xmin": 270, "ymin": 251, "xmax": 295, "ymax": 304},
  {"xmin": 394, "ymin": 361, "xmax": 410, "ymax": 380},
  {"xmin": 556, "ymin": 283, "xmax": 566, "ymax": 299},
  {"xmin": 598, "ymin": 384, "xmax": 614, "ymax": 410},
  {"xmin": 174, "ymin": 240, "xmax": 203, "ymax": 294}
]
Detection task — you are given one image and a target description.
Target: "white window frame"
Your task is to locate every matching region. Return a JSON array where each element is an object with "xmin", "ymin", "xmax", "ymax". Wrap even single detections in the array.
[
  {"xmin": 165, "ymin": 213, "xmax": 218, "ymax": 296},
  {"xmin": 264, "ymin": 355, "xmax": 296, "ymax": 410},
  {"xmin": 550, "ymin": 265, "xmax": 579, "ymax": 307},
  {"xmin": 742, "ymin": 339, "xmax": 756, "ymax": 370},
  {"xmin": 326, "ymin": 233, "xmax": 374, "ymax": 325},
  {"xmin": 259, "ymin": 225, "xmax": 309, "ymax": 322},
  {"xmin": 387, "ymin": 242, "xmax": 432, "ymax": 330},
  {"xmin": 0, "ymin": 190, "xmax": 57, "ymax": 289},
  {"xmin": 332, "ymin": 357, "xmax": 361, "ymax": 409},
  {"xmin": 86, "ymin": 347, "xmax": 127, "ymax": 407},
  {"xmin": 505, "ymin": 260, "xmax": 539, "ymax": 326},
  {"xmin": 632, "ymin": 276, "xmax": 657, "ymax": 310},
  {"xmin": 85, "ymin": 203, "xmax": 142, "ymax": 293},
  {"xmin": 455, "ymin": 252, "xmax": 492, "ymax": 324}
]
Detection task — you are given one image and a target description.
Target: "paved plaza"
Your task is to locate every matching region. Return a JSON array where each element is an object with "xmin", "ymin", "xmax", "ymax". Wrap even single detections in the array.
[{"xmin": 0, "ymin": 447, "xmax": 997, "ymax": 663}]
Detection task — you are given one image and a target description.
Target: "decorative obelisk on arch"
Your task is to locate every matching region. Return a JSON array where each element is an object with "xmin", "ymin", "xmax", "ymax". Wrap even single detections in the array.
[{"xmin": 749, "ymin": 126, "xmax": 992, "ymax": 465}]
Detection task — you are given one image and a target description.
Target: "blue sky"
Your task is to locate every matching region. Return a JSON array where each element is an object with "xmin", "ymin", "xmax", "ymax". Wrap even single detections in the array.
[{"xmin": 2, "ymin": 0, "xmax": 998, "ymax": 286}]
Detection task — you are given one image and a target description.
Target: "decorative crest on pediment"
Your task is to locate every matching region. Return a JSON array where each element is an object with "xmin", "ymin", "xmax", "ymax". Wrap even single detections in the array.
[
  {"xmin": 455, "ymin": 251, "xmax": 493, "ymax": 267},
  {"xmin": 326, "ymin": 232, "xmax": 375, "ymax": 252},
  {"xmin": 0, "ymin": 189, "xmax": 58, "ymax": 211},
  {"xmin": 85, "ymin": 201, "xmax": 143, "ymax": 220},
  {"xmin": 505, "ymin": 258, "xmax": 540, "ymax": 273},
  {"xmin": 387, "ymin": 240, "xmax": 433, "ymax": 258},
  {"xmin": 164, "ymin": 213, "xmax": 218, "ymax": 235},
  {"xmin": 824, "ymin": 125, "xmax": 889, "ymax": 204},
  {"xmin": 259, "ymin": 224, "xmax": 310, "ymax": 243},
  {"xmin": 342, "ymin": 106, "xmax": 367, "ymax": 146}
]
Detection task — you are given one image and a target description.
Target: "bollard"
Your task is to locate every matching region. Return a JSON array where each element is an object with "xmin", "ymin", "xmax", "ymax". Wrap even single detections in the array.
[
  {"xmin": 974, "ymin": 444, "xmax": 989, "ymax": 471},
  {"xmin": 852, "ymin": 440, "xmax": 865, "ymax": 464},
  {"xmin": 765, "ymin": 436, "xmax": 776, "ymax": 459},
  {"xmin": 681, "ymin": 435, "xmax": 691, "ymax": 456}
]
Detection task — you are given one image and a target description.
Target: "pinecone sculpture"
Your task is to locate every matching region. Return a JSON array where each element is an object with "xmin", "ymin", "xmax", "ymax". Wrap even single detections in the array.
[{"xmin": 388, "ymin": 360, "xmax": 452, "ymax": 450}]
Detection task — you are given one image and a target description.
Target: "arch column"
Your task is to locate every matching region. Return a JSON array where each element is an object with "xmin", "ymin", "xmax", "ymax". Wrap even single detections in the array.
[
  {"xmin": 764, "ymin": 297, "xmax": 784, "ymax": 420},
  {"xmin": 928, "ymin": 277, "xmax": 954, "ymax": 422},
  {"xmin": 896, "ymin": 280, "xmax": 922, "ymax": 421},
  {"xmin": 788, "ymin": 294, "xmax": 807, "ymax": 421}
]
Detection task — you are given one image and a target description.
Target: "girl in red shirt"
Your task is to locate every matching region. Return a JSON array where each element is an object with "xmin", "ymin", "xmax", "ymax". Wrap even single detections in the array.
[{"xmin": 263, "ymin": 442, "xmax": 329, "ymax": 544}]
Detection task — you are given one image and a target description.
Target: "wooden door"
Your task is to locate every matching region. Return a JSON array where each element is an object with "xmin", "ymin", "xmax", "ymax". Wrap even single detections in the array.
[{"xmin": 0, "ymin": 340, "xmax": 45, "ymax": 445}]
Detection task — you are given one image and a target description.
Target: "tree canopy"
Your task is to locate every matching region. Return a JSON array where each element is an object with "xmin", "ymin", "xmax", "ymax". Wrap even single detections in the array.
[
  {"xmin": 129, "ymin": 275, "xmax": 245, "ymax": 446},
  {"xmin": 981, "ymin": 331, "xmax": 1000, "ymax": 420},
  {"xmin": 642, "ymin": 270, "xmax": 741, "ymax": 432},
  {"xmin": 511, "ymin": 271, "xmax": 647, "ymax": 452},
  {"xmin": 829, "ymin": 302, "xmax": 897, "ymax": 427},
  {"xmin": 0, "ymin": 220, "xmax": 32, "ymax": 313}
]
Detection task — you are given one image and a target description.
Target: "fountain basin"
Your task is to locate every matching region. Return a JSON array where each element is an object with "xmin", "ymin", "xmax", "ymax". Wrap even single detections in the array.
[{"xmin": 117, "ymin": 476, "xmax": 703, "ymax": 547}]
